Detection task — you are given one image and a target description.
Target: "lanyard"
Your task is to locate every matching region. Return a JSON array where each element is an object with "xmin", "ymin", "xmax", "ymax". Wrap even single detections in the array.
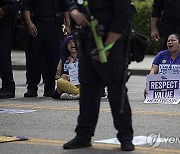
[{"xmin": 169, "ymin": 52, "xmax": 180, "ymax": 65}]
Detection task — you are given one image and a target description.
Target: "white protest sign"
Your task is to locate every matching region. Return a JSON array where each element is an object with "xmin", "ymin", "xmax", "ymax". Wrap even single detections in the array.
[
  {"xmin": 68, "ymin": 62, "xmax": 79, "ymax": 85},
  {"xmin": 0, "ymin": 109, "xmax": 37, "ymax": 114},
  {"xmin": 94, "ymin": 136, "xmax": 147, "ymax": 146},
  {"xmin": 144, "ymin": 74, "xmax": 180, "ymax": 104},
  {"xmin": 158, "ymin": 64, "xmax": 180, "ymax": 75}
]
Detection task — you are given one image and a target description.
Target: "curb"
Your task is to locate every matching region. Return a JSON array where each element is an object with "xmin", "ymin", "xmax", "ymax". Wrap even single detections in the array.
[
  {"xmin": 130, "ymin": 69, "xmax": 149, "ymax": 76},
  {"xmin": 12, "ymin": 65, "xmax": 149, "ymax": 76}
]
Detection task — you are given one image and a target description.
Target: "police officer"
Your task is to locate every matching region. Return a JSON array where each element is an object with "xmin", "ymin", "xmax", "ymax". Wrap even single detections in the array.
[
  {"xmin": 23, "ymin": 0, "xmax": 71, "ymax": 97},
  {"xmin": 0, "ymin": 0, "xmax": 16, "ymax": 99},
  {"xmin": 63, "ymin": 0, "xmax": 134, "ymax": 151},
  {"xmin": 151, "ymin": 0, "xmax": 180, "ymax": 48}
]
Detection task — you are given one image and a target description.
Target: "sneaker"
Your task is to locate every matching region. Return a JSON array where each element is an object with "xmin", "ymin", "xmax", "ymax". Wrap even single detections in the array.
[
  {"xmin": 24, "ymin": 90, "xmax": 38, "ymax": 97},
  {"xmin": 63, "ymin": 137, "xmax": 92, "ymax": 149},
  {"xmin": 71, "ymin": 93, "xmax": 80, "ymax": 100},
  {"xmin": 0, "ymin": 88, "xmax": 15, "ymax": 99},
  {"xmin": 60, "ymin": 93, "xmax": 80, "ymax": 100},
  {"xmin": 121, "ymin": 142, "xmax": 135, "ymax": 151}
]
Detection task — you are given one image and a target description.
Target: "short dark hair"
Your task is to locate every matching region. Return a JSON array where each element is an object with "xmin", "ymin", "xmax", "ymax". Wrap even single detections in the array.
[{"xmin": 170, "ymin": 33, "xmax": 180, "ymax": 42}]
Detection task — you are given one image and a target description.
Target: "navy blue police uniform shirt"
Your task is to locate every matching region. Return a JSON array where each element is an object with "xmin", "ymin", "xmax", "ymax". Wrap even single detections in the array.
[
  {"xmin": 0, "ymin": 0, "xmax": 16, "ymax": 16},
  {"xmin": 23, "ymin": 0, "xmax": 69, "ymax": 17},
  {"xmin": 152, "ymin": 0, "xmax": 180, "ymax": 25},
  {"xmin": 68, "ymin": 0, "xmax": 131, "ymax": 35}
]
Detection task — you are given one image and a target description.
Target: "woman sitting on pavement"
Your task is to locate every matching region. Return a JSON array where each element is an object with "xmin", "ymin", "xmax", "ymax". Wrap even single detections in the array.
[
  {"xmin": 149, "ymin": 33, "xmax": 180, "ymax": 75},
  {"xmin": 144, "ymin": 33, "xmax": 180, "ymax": 97},
  {"xmin": 52, "ymin": 35, "xmax": 80, "ymax": 100}
]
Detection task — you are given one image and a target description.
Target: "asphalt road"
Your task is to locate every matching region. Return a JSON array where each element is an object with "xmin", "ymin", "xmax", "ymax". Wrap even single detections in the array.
[{"xmin": 0, "ymin": 71, "xmax": 180, "ymax": 154}]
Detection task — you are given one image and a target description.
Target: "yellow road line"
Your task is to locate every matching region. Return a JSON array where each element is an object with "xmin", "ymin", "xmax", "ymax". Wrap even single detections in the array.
[
  {"xmin": 132, "ymin": 110, "xmax": 180, "ymax": 116},
  {"xmin": 10, "ymin": 137, "xmax": 180, "ymax": 154},
  {"xmin": 0, "ymin": 104, "xmax": 180, "ymax": 116},
  {"xmin": 0, "ymin": 104, "xmax": 79, "ymax": 111}
]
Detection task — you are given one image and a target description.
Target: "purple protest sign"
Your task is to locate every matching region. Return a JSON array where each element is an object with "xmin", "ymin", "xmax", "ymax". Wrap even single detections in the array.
[{"xmin": 144, "ymin": 74, "xmax": 180, "ymax": 104}]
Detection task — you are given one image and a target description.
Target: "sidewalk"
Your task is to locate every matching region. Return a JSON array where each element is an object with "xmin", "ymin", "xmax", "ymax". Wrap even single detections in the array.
[{"xmin": 11, "ymin": 50, "xmax": 153, "ymax": 76}]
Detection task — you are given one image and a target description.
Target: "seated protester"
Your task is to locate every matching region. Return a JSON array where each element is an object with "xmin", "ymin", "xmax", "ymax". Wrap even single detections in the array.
[
  {"xmin": 149, "ymin": 33, "xmax": 180, "ymax": 75},
  {"xmin": 144, "ymin": 33, "xmax": 180, "ymax": 98},
  {"xmin": 52, "ymin": 35, "xmax": 80, "ymax": 100}
]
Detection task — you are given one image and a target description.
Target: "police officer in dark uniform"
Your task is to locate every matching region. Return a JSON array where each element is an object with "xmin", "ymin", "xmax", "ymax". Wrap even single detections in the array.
[
  {"xmin": 151, "ymin": 0, "xmax": 180, "ymax": 48},
  {"xmin": 22, "ymin": 0, "xmax": 71, "ymax": 97},
  {"xmin": 0, "ymin": 0, "xmax": 16, "ymax": 99},
  {"xmin": 63, "ymin": 0, "xmax": 134, "ymax": 151}
]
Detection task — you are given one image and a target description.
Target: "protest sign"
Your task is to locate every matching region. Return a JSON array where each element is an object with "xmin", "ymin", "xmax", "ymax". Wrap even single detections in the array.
[
  {"xmin": 158, "ymin": 64, "xmax": 180, "ymax": 75},
  {"xmin": 144, "ymin": 74, "xmax": 180, "ymax": 104},
  {"xmin": 68, "ymin": 62, "xmax": 79, "ymax": 85}
]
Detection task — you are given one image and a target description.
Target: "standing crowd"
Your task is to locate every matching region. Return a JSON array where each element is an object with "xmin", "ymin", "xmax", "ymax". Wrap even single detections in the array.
[
  {"xmin": 0, "ymin": 0, "xmax": 180, "ymax": 152},
  {"xmin": 0, "ymin": 0, "xmax": 71, "ymax": 99}
]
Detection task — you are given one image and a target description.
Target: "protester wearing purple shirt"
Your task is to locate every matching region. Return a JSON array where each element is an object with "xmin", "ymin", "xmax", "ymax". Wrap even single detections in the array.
[
  {"xmin": 150, "ymin": 33, "xmax": 180, "ymax": 75},
  {"xmin": 144, "ymin": 33, "xmax": 180, "ymax": 98},
  {"xmin": 153, "ymin": 50, "xmax": 180, "ymax": 66}
]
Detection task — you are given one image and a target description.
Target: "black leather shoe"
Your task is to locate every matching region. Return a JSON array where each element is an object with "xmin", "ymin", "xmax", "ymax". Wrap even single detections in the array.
[
  {"xmin": 24, "ymin": 90, "xmax": 37, "ymax": 97},
  {"xmin": 121, "ymin": 142, "xmax": 135, "ymax": 151},
  {"xmin": 63, "ymin": 137, "xmax": 92, "ymax": 149},
  {"xmin": 0, "ymin": 89, "xmax": 15, "ymax": 99},
  {"xmin": 51, "ymin": 89, "xmax": 61, "ymax": 99},
  {"xmin": 101, "ymin": 88, "xmax": 107, "ymax": 97},
  {"xmin": 43, "ymin": 89, "xmax": 54, "ymax": 97}
]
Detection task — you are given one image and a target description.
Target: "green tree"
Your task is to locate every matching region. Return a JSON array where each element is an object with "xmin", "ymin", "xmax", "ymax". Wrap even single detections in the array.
[{"xmin": 132, "ymin": 0, "xmax": 163, "ymax": 55}]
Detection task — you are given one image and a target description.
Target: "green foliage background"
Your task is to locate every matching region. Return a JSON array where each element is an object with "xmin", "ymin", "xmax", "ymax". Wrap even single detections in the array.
[{"xmin": 132, "ymin": 0, "xmax": 163, "ymax": 55}]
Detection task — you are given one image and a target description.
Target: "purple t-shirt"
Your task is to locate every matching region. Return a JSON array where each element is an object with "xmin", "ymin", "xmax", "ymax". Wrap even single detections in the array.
[{"xmin": 153, "ymin": 50, "xmax": 180, "ymax": 66}]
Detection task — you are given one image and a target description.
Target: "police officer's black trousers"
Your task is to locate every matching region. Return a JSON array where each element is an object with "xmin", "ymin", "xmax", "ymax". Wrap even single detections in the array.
[
  {"xmin": 26, "ymin": 22, "xmax": 61, "ymax": 91},
  {"xmin": 162, "ymin": 23, "xmax": 180, "ymax": 49},
  {"xmin": 75, "ymin": 35, "xmax": 133, "ymax": 143},
  {"xmin": 0, "ymin": 23, "xmax": 15, "ymax": 91}
]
